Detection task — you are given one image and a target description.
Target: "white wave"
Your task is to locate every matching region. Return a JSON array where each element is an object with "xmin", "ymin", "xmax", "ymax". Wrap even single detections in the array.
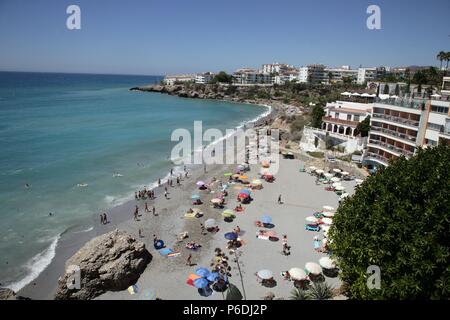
[
  {"xmin": 72, "ymin": 226, "xmax": 94, "ymax": 234},
  {"xmin": 7, "ymin": 235, "xmax": 60, "ymax": 292}
]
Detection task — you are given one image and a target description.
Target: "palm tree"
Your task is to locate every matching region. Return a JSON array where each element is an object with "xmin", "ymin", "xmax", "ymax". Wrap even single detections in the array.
[
  {"xmin": 306, "ymin": 282, "xmax": 334, "ymax": 300},
  {"xmin": 289, "ymin": 288, "xmax": 309, "ymax": 300},
  {"xmin": 445, "ymin": 52, "xmax": 450, "ymax": 70},
  {"xmin": 437, "ymin": 51, "xmax": 446, "ymax": 70}
]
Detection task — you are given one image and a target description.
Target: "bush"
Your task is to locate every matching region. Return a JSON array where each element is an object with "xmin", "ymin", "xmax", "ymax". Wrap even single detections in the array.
[{"xmin": 329, "ymin": 145, "xmax": 450, "ymax": 299}]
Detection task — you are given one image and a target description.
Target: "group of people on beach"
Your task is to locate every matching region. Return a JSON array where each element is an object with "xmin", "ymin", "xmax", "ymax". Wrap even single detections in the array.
[{"xmin": 135, "ymin": 187, "xmax": 155, "ymax": 201}]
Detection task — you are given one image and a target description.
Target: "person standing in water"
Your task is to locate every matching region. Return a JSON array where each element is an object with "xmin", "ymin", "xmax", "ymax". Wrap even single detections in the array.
[{"xmin": 145, "ymin": 202, "xmax": 149, "ymax": 213}]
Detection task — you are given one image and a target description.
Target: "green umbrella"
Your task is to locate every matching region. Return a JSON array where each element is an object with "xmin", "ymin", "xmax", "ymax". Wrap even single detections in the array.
[{"xmin": 223, "ymin": 172, "xmax": 232, "ymax": 177}]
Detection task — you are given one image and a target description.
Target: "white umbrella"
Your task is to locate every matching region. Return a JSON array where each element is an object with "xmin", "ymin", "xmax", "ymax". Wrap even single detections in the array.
[
  {"xmin": 289, "ymin": 268, "xmax": 307, "ymax": 280},
  {"xmin": 331, "ymin": 177, "xmax": 340, "ymax": 183},
  {"xmin": 323, "ymin": 205, "xmax": 335, "ymax": 211},
  {"xmin": 315, "ymin": 169, "xmax": 324, "ymax": 174},
  {"xmin": 332, "ymin": 168, "xmax": 341, "ymax": 173},
  {"xmin": 324, "ymin": 173, "xmax": 333, "ymax": 179},
  {"xmin": 322, "ymin": 211, "xmax": 335, "ymax": 217},
  {"xmin": 431, "ymin": 94, "xmax": 441, "ymax": 98},
  {"xmin": 341, "ymin": 171, "xmax": 349, "ymax": 175},
  {"xmin": 340, "ymin": 193, "xmax": 350, "ymax": 200},
  {"xmin": 361, "ymin": 93, "xmax": 371, "ymax": 97},
  {"xmin": 205, "ymin": 218, "xmax": 216, "ymax": 228},
  {"xmin": 257, "ymin": 269, "xmax": 273, "ymax": 280},
  {"xmin": 305, "ymin": 262, "xmax": 322, "ymax": 275},
  {"xmin": 321, "ymin": 217, "xmax": 333, "ymax": 225},
  {"xmin": 351, "ymin": 92, "xmax": 361, "ymax": 96},
  {"xmin": 319, "ymin": 257, "xmax": 336, "ymax": 269},
  {"xmin": 341, "ymin": 92, "xmax": 351, "ymax": 96},
  {"xmin": 335, "ymin": 185, "xmax": 345, "ymax": 191},
  {"xmin": 306, "ymin": 216, "xmax": 319, "ymax": 223}
]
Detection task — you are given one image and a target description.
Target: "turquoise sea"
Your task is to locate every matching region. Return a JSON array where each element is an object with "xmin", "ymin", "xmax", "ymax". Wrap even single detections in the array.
[{"xmin": 0, "ymin": 72, "xmax": 266, "ymax": 290}]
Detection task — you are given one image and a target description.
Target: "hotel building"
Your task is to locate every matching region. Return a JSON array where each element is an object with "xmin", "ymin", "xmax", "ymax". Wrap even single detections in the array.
[{"xmin": 365, "ymin": 80, "xmax": 450, "ymax": 168}]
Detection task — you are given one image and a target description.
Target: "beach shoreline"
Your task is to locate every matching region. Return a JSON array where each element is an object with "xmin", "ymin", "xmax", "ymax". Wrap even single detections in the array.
[{"xmin": 15, "ymin": 96, "xmax": 276, "ymax": 299}]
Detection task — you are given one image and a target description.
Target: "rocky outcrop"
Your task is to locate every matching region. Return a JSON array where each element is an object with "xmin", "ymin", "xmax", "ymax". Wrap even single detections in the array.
[
  {"xmin": 0, "ymin": 288, "xmax": 31, "ymax": 300},
  {"xmin": 55, "ymin": 229, "xmax": 152, "ymax": 300}
]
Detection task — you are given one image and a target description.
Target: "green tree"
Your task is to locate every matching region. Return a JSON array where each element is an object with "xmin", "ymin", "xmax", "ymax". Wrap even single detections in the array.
[
  {"xmin": 437, "ymin": 51, "xmax": 446, "ymax": 70},
  {"xmin": 329, "ymin": 145, "xmax": 450, "ymax": 299},
  {"xmin": 211, "ymin": 71, "xmax": 233, "ymax": 84},
  {"xmin": 394, "ymin": 84, "xmax": 400, "ymax": 95},
  {"xmin": 383, "ymin": 84, "xmax": 390, "ymax": 94},
  {"xmin": 354, "ymin": 115, "xmax": 371, "ymax": 137},
  {"xmin": 310, "ymin": 105, "xmax": 325, "ymax": 128}
]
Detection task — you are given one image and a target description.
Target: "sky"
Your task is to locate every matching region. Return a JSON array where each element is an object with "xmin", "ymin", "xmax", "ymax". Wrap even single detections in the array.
[{"xmin": 0, "ymin": 0, "xmax": 449, "ymax": 75}]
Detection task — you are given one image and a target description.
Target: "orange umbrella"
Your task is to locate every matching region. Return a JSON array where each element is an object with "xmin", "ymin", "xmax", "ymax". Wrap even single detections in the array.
[{"xmin": 186, "ymin": 273, "xmax": 202, "ymax": 287}]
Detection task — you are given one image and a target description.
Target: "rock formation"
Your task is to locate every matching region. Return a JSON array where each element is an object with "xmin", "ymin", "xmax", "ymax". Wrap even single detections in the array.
[{"xmin": 55, "ymin": 229, "xmax": 152, "ymax": 300}]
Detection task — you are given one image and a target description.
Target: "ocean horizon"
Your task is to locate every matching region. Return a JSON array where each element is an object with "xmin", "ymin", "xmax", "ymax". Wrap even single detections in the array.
[{"xmin": 0, "ymin": 71, "xmax": 267, "ymax": 291}]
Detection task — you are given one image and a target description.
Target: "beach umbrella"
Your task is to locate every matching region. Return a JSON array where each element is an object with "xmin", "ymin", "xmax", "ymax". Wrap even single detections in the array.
[
  {"xmin": 332, "ymin": 182, "xmax": 342, "ymax": 188},
  {"xmin": 261, "ymin": 215, "xmax": 272, "ymax": 224},
  {"xmin": 196, "ymin": 181, "xmax": 206, "ymax": 186},
  {"xmin": 340, "ymin": 193, "xmax": 350, "ymax": 200},
  {"xmin": 238, "ymin": 193, "xmax": 249, "ymax": 199},
  {"xmin": 195, "ymin": 267, "xmax": 210, "ymax": 277},
  {"xmin": 321, "ymin": 217, "xmax": 333, "ymax": 225},
  {"xmin": 324, "ymin": 173, "xmax": 333, "ymax": 179},
  {"xmin": 186, "ymin": 273, "xmax": 202, "ymax": 287},
  {"xmin": 222, "ymin": 210, "xmax": 234, "ymax": 218},
  {"xmin": 207, "ymin": 272, "xmax": 219, "ymax": 282},
  {"xmin": 205, "ymin": 218, "xmax": 216, "ymax": 228},
  {"xmin": 224, "ymin": 232, "xmax": 238, "ymax": 240},
  {"xmin": 323, "ymin": 205, "xmax": 335, "ymax": 211},
  {"xmin": 351, "ymin": 92, "xmax": 360, "ymax": 96},
  {"xmin": 305, "ymin": 262, "xmax": 322, "ymax": 275},
  {"xmin": 319, "ymin": 257, "xmax": 336, "ymax": 269},
  {"xmin": 335, "ymin": 185, "xmax": 345, "ymax": 191},
  {"xmin": 239, "ymin": 175, "xmax": 248, "ymax": 180},
  {"xmin": 332, "ymin": 168, "xmax": 341, "ymax": 173},
  {"xmin": 193, "ymin": 277, "xmax": 209, "ymax": 289},
  {"xmin": 257, "ymin": 269, "xmax": 273, "ymax": 280},
  {"xmin": 211, "ymin": 198, "xmax": 222, "ymax": 204},
  {"xmin": 191, "ymin": 194, "xmax": 200, "ymax": 200},
  {"xmin": 240, "ymin": 189, "xmax": 251, "ymax": 195},
  {"xmin": 330, "ymin": 177, "xmax": 341, "ymax": 183},
  {"xmin": 341, "ymin": 171, "xmax": 349, "ymax": 176},
  {"xmin": 315, "ymin": 169, "xmax": 324, "ymax": 174},
  {"xmin": 223, "ymin": 172, "xmax": 232, "ymax": 177},
  {"xmin": 306, "ymin": 216, "xmax": 319, "ymax": 223},
  {"xmin": 322, "ymin": 211, "xmax": 335, "ymax": 217},
  {"xmin": 289, "ymin": 268, "xmax": 307, "ymax": 281},
  {"xmin": 341, "ymin": 92, "xmax": 351, "ymax": 96}
]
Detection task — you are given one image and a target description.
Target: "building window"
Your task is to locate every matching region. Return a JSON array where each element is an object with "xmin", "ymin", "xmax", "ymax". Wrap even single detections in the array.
[
  {"xmin": 425, "ymin": 139, "xmax": 437, "ymax": 146},
  {"xmin": 347, "ymin": 114, "xmax": 352, "ymax": 121},
  {"xmin": 427, "ymin": 123, "xmax": 443, "ymax": 132},
  {"xmin": 431, "ymin": 105, "xmax": 449, "ymax": 114}
]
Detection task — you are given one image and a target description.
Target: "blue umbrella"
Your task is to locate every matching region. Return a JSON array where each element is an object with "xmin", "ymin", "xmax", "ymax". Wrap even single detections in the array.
[
  {"xmin": 207, "ymin": 272, "xmax": 219, "ymax": 282},
  {"xmin": 191, "ymin": 194, "xmax": 200, "ymax": 200},
  {"xmin": 240, "ymin": 189, "xmax": 251, "ymax": 195},
  {"xmin": 159, "ymin": 248, "xmax": 172, "ymax": 256},
  {"xmin": 195, "ymin": 267, "xmax": 210, "ymax": 277},
  {"xmin": 193, "ymin": 277, "xmax": 209, "ymax": 289},
  {"xmin": 224, "ymin": 232, "xmax": 238, "ymax": 240},
  {"xmin": 261, "ymin": 215, "xmax": 272, "ymax": 224}
]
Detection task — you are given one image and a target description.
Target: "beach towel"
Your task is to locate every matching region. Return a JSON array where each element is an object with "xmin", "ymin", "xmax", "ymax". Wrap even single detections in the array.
[
  {"xmin": 159, "ymin": 248, "xmax": 173, "ymax": 256},
  {"xmin": 313, "ymin": 240, "xmax": 321, "ymax": 250}
]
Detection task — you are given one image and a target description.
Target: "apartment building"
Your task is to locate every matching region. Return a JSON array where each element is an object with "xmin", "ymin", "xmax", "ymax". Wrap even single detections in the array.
[
  {"xmin": 298, "ymin": 64, "xmax": 327, "ymax": 83},
  {"xmin": 194, "ymin": 72, "xmax": 214, "ymax": 84},
  {"xmin": 163, "ymin": 74, "xmax": 195, "ymax": 85},
  {"xmin": 232, "ymin": 68, "xmax": 273, "ymax": 85}
]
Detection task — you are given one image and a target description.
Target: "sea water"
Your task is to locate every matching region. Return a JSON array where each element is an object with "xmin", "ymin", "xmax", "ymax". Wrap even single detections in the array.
[{"xmin": 0, "ymin": 72, "xmax": 266, "ymax": 290}]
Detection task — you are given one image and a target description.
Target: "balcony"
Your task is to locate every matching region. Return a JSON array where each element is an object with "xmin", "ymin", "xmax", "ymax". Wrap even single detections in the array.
[
  {"xmin": 322, "ymin": 116, "xmax": 359, "ymax": 127},
  {"xmin": 372, "ymin": 113, "xmax": 420, "ymax": 127},
  {"xmin": 370, "ymin": 126, "xmax": 418, "ymax": 145},
  {"xmin": 365, "ymin": 152, "xmax": 389, "ymax": 166},
  {"xmin": 375, "ymin": 97, "xmax": 426, "ymax": 110},
  {"xmin": 368, "ymin": 139, "xmax": 415, "ymax": 158}
]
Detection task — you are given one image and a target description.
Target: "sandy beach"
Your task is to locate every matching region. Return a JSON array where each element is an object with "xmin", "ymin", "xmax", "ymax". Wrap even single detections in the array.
[{"xmin": 92, "ymin": 153, "xmax": 361, "ymax": 300}]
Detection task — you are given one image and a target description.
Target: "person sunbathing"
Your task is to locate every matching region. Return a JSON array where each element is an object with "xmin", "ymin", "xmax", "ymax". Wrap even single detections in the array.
[
  {"xmin": 234, "ymin": 204, "xmax": 243, "ymax": 212},
  {"xmin": 186, "ymin": 242, "xmax": 202, "ymax": 250}
]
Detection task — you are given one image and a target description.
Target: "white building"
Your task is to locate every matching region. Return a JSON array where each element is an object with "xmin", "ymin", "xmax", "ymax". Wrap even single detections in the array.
[
  {"xmin": 357, "ymin": 67, "xmax": 377, "ymax": 84},
  {"xmin": 322, "ymin": 101, "xmax": 373, "ymax": 136},
  {"xmin": 233, "ymin": 68, "xmax": 273, "ymax": 85},
  {"xmin": 325, "ymin": 66, "xmax": 358, "ymax": 83},
  {"xmin": 163, "ymin": 74, "xmax": 195, "ymax": 85},
  {"xmin": 195, "ymin": 72, "xmax": 214, "ymax": 84},
  {"xmin": 262, "ymin": 63, "xmax": 293, "ymax": 74},
  {"xmin": 298, "ymin": 64, "xmax": 327, "ymax": 83}
]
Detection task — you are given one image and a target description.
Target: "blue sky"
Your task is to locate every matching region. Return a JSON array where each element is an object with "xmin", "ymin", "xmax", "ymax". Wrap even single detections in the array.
[{"xmin": 0, "ymin": 0, "xmax": 449, "ymax": 75}]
